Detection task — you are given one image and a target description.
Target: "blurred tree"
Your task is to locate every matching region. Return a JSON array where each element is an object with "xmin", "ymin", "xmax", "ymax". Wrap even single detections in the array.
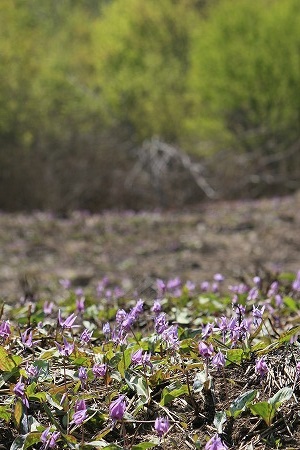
[
  {"xmin": 187, "ymin": 0, "xmax": 300, "ymax": 156},
  {"xmin": 91, "ymin": 0, "xmax": 199, "ymax": 141}
]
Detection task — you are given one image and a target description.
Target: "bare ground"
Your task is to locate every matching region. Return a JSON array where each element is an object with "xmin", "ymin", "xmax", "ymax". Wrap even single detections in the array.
[{"xmin": 0, "ymin": 192, "xmax": 300, "ymax": 302}]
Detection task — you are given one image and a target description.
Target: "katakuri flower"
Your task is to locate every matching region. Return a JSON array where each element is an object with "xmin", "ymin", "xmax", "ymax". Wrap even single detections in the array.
[
  {"xmin": 55, "ymin": 337, "xmax": 74, "ymax": 356},
  {"xmin": 205, "ymin": 433, "xmax": 228, "ymax": 450},
  {"xmin": 198, "ymin": 341, "xmax": 214, "ymax": 359},
  {"xmin": 255, "ymin": 357, "xmax": 269, "ymax": 378},
  {"xmin": 92, "ymin": 363, "xmax": 107, "ymax": 378},
  {"xmin": 212, "ymin": 351, "xmax": 226, "ymax": 370},
  {"xmin": 41, "ymin": 427, "xmax": 60, "ymax": 449},
  {"xmin": 14, "ymin": 379, "xmax": 29, "ymax": 408},
  {"xmin": 109, "ymin": 395, "xmax": 126, "ymax": 421},
  {"xmin": 57, "ymin": 310, "xmax": 77, "ymax": 329},
  {"xmin": 154, "ymin": 416, "xmax": 170, "ymax": 437},
  {"xmin": 70, "ymin": 399, "xmax": 88, "ymax": 426}
]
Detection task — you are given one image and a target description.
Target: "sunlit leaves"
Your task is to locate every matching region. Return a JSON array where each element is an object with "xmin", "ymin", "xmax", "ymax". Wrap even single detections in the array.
[{"xmin": 228, "ymin": 390, "xmax": 257, "ymax": 419}]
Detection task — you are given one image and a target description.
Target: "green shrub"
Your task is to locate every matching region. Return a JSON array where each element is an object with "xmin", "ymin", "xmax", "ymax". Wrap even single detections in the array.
[
  {"xmin": 91, "ymin": 0, "xmax": 199, "ymax": 141},
  {"xmin": 187, "ymin": 0, "xmax": 300, "ymax": 154}
]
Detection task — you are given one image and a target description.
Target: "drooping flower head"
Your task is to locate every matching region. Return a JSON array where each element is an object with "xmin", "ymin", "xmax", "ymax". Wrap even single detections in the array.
[
  {"xmin": 70, "ymin": 399, "xmax": 88, "ymax": 426},
  {"xmin": 55, "ymin": 337, "xmax": 74, "ymax": 357},
  {"xmin": 80, "ymin": 328, "xmax": 93, "ymax": 345},
  {"xmin": 154, "ymin": 416, "xmax": 170, "ymax": 437},
  {"xmin": 205, "ymin": 434, "xmax": 228, "ymax": 450},
  {"xmin": 109, "ymin": 395, "xmax": 126, "ymax": 421},
  {"xmin": 198, "ymin": 341, "xmax": 214, "ymax": 359},
  {"xmin": 255, "ymin": 357, "xmax": 269, "ymax": 378},
  {"xmin": 93, "ymin": 363, "xmax": 107, "ymax": 378},
  {"xmin": 41, "ymin": 427, "xmax": 60, "ymax": 449},
  {"xmin": 212, "ymin": 351, "xmax": 226, "ymax": 370},
  {"xmin": 13, "ymin": 378, "xmax": 29, "ymax": 408}
]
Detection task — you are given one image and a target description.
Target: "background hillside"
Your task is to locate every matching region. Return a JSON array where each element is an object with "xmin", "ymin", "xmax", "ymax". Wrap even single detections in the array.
[{"xmin": 0, "ymin": 0, "xmax": 299, "ymax": 211}]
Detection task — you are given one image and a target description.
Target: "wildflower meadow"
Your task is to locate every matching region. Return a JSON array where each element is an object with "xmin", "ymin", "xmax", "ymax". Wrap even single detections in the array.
[{"xmin": 0, "ymin": 269, "xmax": 300, "ymax": 449}]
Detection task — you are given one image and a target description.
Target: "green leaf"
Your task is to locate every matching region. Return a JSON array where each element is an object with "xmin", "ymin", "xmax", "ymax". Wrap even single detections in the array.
[
  {"xmin": 117, "ymin": 348, "xmax": 132, "ymax": 378},
  {"xmin": 0, "ymin": 405, "xmax": 11, "ymax": 422},
  {"xmin": 283, "ymin": 296, "xmax": 298, "ymax": 312},
  {"xmin": 39, "ymin": 347, "xmax": 57, "ymax": 360},
  {"xmin": 23, "ymin": 432, "xmax": 42, "ymax": 450},
  {"xmin": 132, "ymin": 443, "xmax": 157, "ymax": 450},
  {"xmin": 0, "ymin": 346, "xmax": 22, "ymax": 371},
  {"xmin": 193, "ymin": 370, "xmax": 207, "ymax": 393},
  {"xmin": 10, "ymin": 435, "xmax": 26, "ymax": 450},
  {"xmin": 125, "ymin": 373, "xmax": 151, "ymax": 403},
  {"xmin": 249, "ymin": 401, "xmax": 276, "ymax": 426},
  {"xmin": 269, "ymin": 387, "xmax": 293, "ymax": 406},
  {"xmin": 159, "ymin": 381, "xmax": 188, "ymax": 406},
  {"xmin": 226, "ymin": 349, "xmax": 244, "ymax": 366},
  {"xmin": 31, "ymin": 360, "xmax": 50, "ymax": 381},
  {"xmin": 213, "ymin": 410, "xmax": 227, "ymax": 433},
  {"xmin": 14, "ymin": 398, "xmax": 24, "ymax": 427},
  {"xmin": 228, "ymin": 390, "xmax": 257, "ymax": 418}
]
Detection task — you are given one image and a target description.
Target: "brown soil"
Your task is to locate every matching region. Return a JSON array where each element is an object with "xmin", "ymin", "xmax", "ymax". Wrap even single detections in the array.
[{"xmin": 0, "ymin": 192, "xmax": 300, "ymax": 302}]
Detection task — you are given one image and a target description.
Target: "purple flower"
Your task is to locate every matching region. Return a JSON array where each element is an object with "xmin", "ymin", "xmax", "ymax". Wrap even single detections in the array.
[
  {"xmin": 212, "ymin": 351, "xmax": 226, "ymax": 370},
  {"xmin": 116, "ymin": 309, "xmax": 127, "ymax": 324},
  {"xmin": 154, "ymin": 313, "xmax": 168, "ymax": 334},
  {"xmin": 205, "ymin": 434, "xmax": 228, "ymax": 450},
  {"xmin": 185, "ymin": 280, "xmax": 196, "ymax": 292},
  {"xmin": 151, "ymin": 300, "xmax": 162, "ymax": 315},
  {"xmin": 0, "ymin": 320, "xmax": 11, "ymax": 339},
  {"xmin": 121, "ymin": 313, "xmax": 135, "ymax": 331},
  {"xmin": 296, "ymin": 362, "xmax": 300, "ymax": 375},
  {"xmin": 131, "ymin": 349, "xmax": 152, "ymax": 366},
  {"xmin": 156, "ymin": 279, "xmax": 166, "ymax": 295},
  {"xmin": 70, "ymin": 399, "xmax": 88, "ymax": 426},
  {"xmin": 161, "ymin": 325, "xmax": 179, "ymax": 349},
  {"xmin": 57, "ymin": 310, "xmax": 77, "ymax": 329},
  {"xmin": 41, "ymin": 427, "xmax": 60, "ymax": 449},
  {"xmin": 247, "ymin": 287, "xmax": 259, "ymax": 301},
  {"xmin": 201, "ymin": 281, "xmax": 210, "ymax": 292},
  {"xmin": 214, "ymin": 273, "xmax": 224, "ymax": 282},
  {"xmin": 14, "ymin": 379, "xmax": 29, "ymax": 408},
  {"xmin": 21, "ymin": 329, "xmax": 36, "ymax": 348},
  {"xmin": 59, "ymin": 278, "xmax": 71, "ymax": 289},
  {"xmin": 167, "ymin": 277, "xmax": 181, "ymax": 291},
  {"xmin": 267, "ymin": 281, "xmax": 279, "ymax": 298},
  {"xmin": 255, "ymin": 357, "xmax": 269, "ymax": 378},
  {"xmin": 92, "ymin": 363, "xmax": 107, "ymax": 378},
  {"xmin": 198, "ymin": 341, "xmax": 214, "ymax": 358},
  {"xmin": 43, "ymin": 301, "xmax": 54, "ymax": 315},
  {"xmin": 96, "ymin": 277, "xmax": 109, "ymax": 296},
  {"xmin": 131, "ymin": 349, "xmax": 143, "ymax": 365},
  {"xmin": 80, "ymin": 328, "xmax": 93, "ymax": 345},
  {"xmin": 109, "ymin": 395, "xmax": 126, "ymax": 421},
  {"xmin": 292, "ymin": 270, "xmax": 300, "ymax": 292},
  {"xmin": 78, "ymin": 367, "xmax": 88, "ymax": 386},
  {"xmin": 55, "ymin": 337, "xmax": 74, "ymax": 356},
  {"xmin": 202, "ymin": 323, "xmax": 215, "ymax": 340},
  {"xmin": 275, "ymin": 294, "xmax": 283, "ymax": 307},
  {"xmin": 111, "ymin": 327, "xmax": 127, "ymax": 345},
  {"xmin": 131, "ymin": 299, "xmax": 144, "ymax": 318},
  {"xmin": 253, "ymin": 276, "xmax": 261, "ymax": 286},
  {"xmin": 76, "ymin": 296, "xmax": 85, "ymax": 313},
  {"xmin": 25, "ymin": 363, "xmax": 39, "ymax": 379},
  {"xmin": 252, "ymin": 305, "xmax": 265, "ymax": 326},
  {"xmin": 102, "ymin": 322, "xmax": 111, "ymax": 338},
  {"xmin": 154, "ymin": 416, "xmax": 169, "ymax": 437},
  {"xmin": 228, "ymin": 283, "xmax": 248, "ymax": 294}
]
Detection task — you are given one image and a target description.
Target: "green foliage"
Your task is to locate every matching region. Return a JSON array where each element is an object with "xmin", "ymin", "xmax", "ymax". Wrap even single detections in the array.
[
  {"xmin": 92, "ymin": 0, "xmax": 199, "ymax": 141},
  {"xmin": 187, "ymin": 0, "xmax": 300, "ymax": 152}
]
